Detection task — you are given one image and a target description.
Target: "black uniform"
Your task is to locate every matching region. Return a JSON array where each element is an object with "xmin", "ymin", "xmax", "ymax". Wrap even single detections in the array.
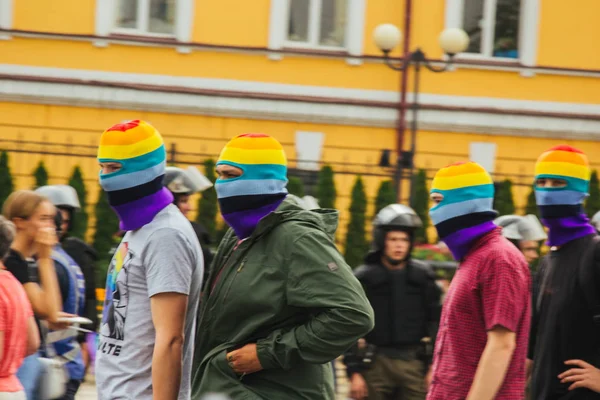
[
  {"xmin": 344, "ymin": 258, "xmax": 441, "ymax": 377},
  {"xmin": 530, "ymin": 234, "xmax": 600, "ymax": 400}
]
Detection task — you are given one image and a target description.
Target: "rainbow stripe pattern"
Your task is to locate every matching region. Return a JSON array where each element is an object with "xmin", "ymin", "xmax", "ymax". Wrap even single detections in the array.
[
  {"xmin": 97, "ymin": 120, "xmax": 173, "ymax": 231},
  {"xmin": 429, "ymin": 161, "xmax": 497, "ymax": 260},
  {"xmin": 215, "ymin": 133, "xmax": 288, "ymax": 239},
  {"xmin": 534, "ymin": 144, "xmax": 595, "ymax": 246}
]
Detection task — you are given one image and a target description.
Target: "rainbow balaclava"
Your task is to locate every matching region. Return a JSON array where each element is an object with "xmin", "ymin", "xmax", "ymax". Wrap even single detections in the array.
[
  {"xmin": 215, "ymin": 133, "xmax": 288, "ymax": 239},
  {"xmin": 97, "ymin": 120, "xmax": 174, "ymax": 231},
  {"xmin": 429, "ymin": 161, "xmax": 497, "ymax": 260},
  {"xmin": 534, "ymin": 145, "xmax": 595, "ymax": 246}
]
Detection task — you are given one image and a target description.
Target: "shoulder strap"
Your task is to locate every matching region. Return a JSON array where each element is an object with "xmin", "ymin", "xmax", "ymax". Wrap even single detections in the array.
[{"xmin": 579, "ymin": 235, "xmax": 600, "ymax": 327}]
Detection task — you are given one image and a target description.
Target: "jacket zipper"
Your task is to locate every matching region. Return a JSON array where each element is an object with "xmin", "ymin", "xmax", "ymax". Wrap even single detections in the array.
[{"xmin": 222, "ymin": 259, "xmax": 246, "ymax": 303}]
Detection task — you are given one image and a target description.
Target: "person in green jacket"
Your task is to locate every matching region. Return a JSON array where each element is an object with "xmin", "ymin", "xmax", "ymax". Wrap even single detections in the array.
[{"xmin": 191, "ymin": 133, "xmax": 375, "ymax": 400}]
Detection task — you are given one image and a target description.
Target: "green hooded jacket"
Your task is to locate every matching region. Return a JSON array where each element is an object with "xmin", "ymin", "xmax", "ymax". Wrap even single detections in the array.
[{"xmin": 191, "ymin": 199, "xmax": 375, "ymax": 399}]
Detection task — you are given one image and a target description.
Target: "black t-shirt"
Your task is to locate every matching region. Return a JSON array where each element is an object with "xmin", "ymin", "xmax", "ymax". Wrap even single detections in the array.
[
  {"xmin": 4, "ymin": 248, "xmax": 44, "ymax": 349},
  {"xmin": 530, "ymin": 234, "xmax": 600, "ymax": 400},
  {"xmin": 4, "ymin": 248, "xmax": 35, "ymax": 284}
]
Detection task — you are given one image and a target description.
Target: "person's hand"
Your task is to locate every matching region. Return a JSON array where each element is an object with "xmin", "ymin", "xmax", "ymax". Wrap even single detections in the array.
[
  {"xmin": 425, "ymin": 366, "xmax": 433, "ymax": 390},
  {"xmin": 349, "ymin": 373, "xmax": 368, "ymax": 400},
  {"xmin": 558, "ymin": 360, "xmax": 600, "ymax": 392},
  {"xmin": 35, "ymin": 227, "xmax": 57, "ymax": 259},
  {"xmin": 226, "ymin": 344, "xmax": 263, "ymax": 375}
]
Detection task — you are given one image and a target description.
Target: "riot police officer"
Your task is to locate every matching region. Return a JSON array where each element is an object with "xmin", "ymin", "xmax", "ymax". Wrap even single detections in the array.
[
  {"xmin": 163, "ymin": 166, "xmax": 214, "ymax": 285},
  {"xmin": 343, "ymin": 204, "xmax": 441, "ymax": 400},
  {"xmin": 494, "ymin": 214, "xmax": 547, "ymax": 265}
]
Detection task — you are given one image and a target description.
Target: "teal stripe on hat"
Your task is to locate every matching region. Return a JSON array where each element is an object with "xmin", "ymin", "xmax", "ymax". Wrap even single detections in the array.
[
  {"xmin": 99, "ymin": 144, "xmax": 166, "ymax": 180},
  {"xmin": 430, "ymin": 184, "xmax": 495, "ymax": 207},
  {"xmin": 534, "ymin": 174, "xmax": 589, "ymax": 193},
  {"xmin": 429, "ymin": 197, "xmax": 494, "ymax": 225},
  {"xmin": 215, "ymin": 161, "xmax": 288, "ymax": 182}
]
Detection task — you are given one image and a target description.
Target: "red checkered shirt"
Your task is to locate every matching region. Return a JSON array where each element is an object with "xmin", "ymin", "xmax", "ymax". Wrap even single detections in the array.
[{"xmin": 427, "ymin": 228, "xmax": 531, "ymax": 399}]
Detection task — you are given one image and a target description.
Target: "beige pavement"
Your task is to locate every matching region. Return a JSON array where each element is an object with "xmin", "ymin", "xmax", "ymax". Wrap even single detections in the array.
[
  {"xmin": 74, "ymin": 358, "xmax": 351, "ymax": 399},
  {"xmin": 75, "ymin": 375, "xmax": 97, "ymax": 400}
]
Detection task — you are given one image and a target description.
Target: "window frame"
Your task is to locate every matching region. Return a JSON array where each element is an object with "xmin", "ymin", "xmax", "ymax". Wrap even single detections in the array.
[
  {"xmin": 283, "ymin": 0, "xmax": 347, "ymax": 52},
  {"xmin": 95, "ymin": 0, "xmax": 194, "ymax": 49},
  {"xmin": 444, "ymin": 0, "xmax": 539, "ymax": 66},
  {"xmin": 111, "ymin": 0, "xmax": 176, "ymax": 38},
  {"xmin": 268, "ymin": 0, "xmax": 366, "ymax": 63},
  {"xmin": 0, "ymin": 0, "xmax": 13, "ymax": 39}
]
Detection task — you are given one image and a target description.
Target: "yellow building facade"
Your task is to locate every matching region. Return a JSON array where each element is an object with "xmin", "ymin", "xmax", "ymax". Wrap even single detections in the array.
[{"xmin": 1, "ymin": 0, "xmax": 600, "ymax": 241}]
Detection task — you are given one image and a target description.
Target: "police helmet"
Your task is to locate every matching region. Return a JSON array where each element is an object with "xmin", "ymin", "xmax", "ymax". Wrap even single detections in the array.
[
  {"xmin": 164, "ymin": 166, "xmax": 213, "ymax": 195},
  {"xmin": 35, "ymin": 185, "xmax": 81, "ymax": 210},
  {"xmin": 592, "ymin": 211, "xmax": 600, "ymax": 233},
  {"xmin": 372, "ymin": 204, "xmax": 422, "ymax": 251},
  {"xmin": 494, "ymin": 214, "xmax": 547, "ymax": 242}
]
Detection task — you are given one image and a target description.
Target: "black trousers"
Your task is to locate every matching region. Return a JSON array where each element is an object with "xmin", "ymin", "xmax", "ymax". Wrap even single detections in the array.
[{"xmin": 59, "ymin": 380, "xmax": 81, "ymax": 400}]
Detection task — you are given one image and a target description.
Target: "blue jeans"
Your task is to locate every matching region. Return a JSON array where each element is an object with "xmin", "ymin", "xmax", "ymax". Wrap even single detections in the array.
[{"xmin": 16, "ymin": 353, "xmax": 42, "ymax": 400}]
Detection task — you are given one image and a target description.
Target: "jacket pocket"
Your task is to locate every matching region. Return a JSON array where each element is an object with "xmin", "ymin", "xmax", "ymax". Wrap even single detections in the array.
[
  {"xmin": 208, "ymin": 350, "xmax": 264, "ymax": 400},
  {"xmin": 213, "ymin": 349, "xmax": 238, "ymax": 379}
]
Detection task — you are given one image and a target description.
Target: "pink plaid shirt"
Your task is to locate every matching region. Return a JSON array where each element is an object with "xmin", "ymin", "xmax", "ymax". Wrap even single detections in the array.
[{"xmin": 427, "ymin": 228, "xmax": 531, "ymax": 399}]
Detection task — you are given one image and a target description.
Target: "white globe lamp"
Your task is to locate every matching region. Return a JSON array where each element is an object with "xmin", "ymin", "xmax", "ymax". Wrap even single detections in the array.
[
  {"xmin": 373, "ymin": 24, "xmax": 402, "ymax": 52},
  {"xmin": 438, "ymin": 28, "xmax": 470, "ymax": 55}
]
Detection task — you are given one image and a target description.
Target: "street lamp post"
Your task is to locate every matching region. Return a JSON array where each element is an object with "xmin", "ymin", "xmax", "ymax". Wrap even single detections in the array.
[{"xmin": 373, "ymin": 24, "xmax": 469, "ymax": 205}]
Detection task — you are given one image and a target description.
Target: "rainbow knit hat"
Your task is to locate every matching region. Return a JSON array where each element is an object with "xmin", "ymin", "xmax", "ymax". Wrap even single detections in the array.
[
  {"xmin": 97, "ymin": 120, "xmax": 173, "ymax": 231},
  {"xmin": 429, "ymin": 161, "xmax": 497, "ymax": 260},
  {"xmin": 215, "ymin": 133, "xmax": 288, "ymax": 239},
  {"xmin": 534, "ymin": 144, "xmax": 595, "ymax": 246}
]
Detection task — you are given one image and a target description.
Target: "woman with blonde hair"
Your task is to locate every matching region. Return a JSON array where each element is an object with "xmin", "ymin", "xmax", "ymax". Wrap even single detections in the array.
[{"xmin": 2, "ymin": 190, "xmax": 62, "ymax": 399}]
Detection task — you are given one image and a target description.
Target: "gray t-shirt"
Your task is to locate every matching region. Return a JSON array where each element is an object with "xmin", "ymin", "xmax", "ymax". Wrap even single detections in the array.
[{"xmin": 96, "ymin": 205, "xmax": 204, "ymax": 400}]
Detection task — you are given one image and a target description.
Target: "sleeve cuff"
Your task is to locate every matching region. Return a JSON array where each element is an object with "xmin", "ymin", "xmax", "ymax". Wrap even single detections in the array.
[
  {"xmin": 256, "ymin": 339, "xmax": 279, "ymax": 370},
  {"xmin": 486, "ymin": 318, "xmax": 518, "ymax": 333},
  {"xmin": 147, "ymin": 285, "xmax": 189, "ymax": 298}
]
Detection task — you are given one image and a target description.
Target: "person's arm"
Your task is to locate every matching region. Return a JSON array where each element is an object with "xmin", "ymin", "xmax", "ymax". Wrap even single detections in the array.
[
  {"xmin": 151, "ymin": 292, "xmax": 188, "ymax": 400},
  {"xmin": 143, "ymin": 228, "xmax": 197, "ymax": 400},
  {"xmin": 467, "ymin": 254, "xmax": 530, "ymax": 400},
  {"xmin": 22, "ymin": 228, "xmax": 62, "ymax": 322},
  {"xmin": 255, "ymin": 230, "xmax": 374, "ymax": 370},
  {"xmin": 466, "ymin": 326, "xmax": 517, "ymax": 400},
  {"xmin": 26, "ymin": 315, "xmax": 40, "ymax": 356}
]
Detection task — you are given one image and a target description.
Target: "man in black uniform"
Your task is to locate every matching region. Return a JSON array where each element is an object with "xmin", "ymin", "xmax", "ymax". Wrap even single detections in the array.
[{"xmin": 343, "ymin": 204, "xmax": 441, "ymax": 400}]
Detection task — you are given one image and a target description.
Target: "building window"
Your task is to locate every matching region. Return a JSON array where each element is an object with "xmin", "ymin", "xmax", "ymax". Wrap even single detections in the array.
[
  {"xmin": 457, "ymin": 0, "xmax": 521, "ymax": 59},
  {"xmin": 286, "ymin": 0, "xmax": 348, "ymax": 49},
  {"xmin": 113, "ymin": 0, "xmax": 176, "ymax": 36}
]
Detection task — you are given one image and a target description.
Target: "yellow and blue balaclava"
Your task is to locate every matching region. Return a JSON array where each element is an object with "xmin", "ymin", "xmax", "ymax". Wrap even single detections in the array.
[
  {"xmin": 97, "ymin": 120, "xmax": 174, "ymax": 231},
  {"xmin": 534, "ymin": 144, "xmax": 595, "ymax": 246},
  {"xmin": 429, "ymin": 161, "xmax": 497, "ymax": 260},
  {"xmin": 215, "ymin": 133, "xmax": 288, "ymax": 239}
]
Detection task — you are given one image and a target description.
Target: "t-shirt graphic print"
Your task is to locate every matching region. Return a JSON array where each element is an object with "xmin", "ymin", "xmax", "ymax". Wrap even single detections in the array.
[{"xmin": 101, "ymin": 241, "xmax": 130, "ymax": 342}]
